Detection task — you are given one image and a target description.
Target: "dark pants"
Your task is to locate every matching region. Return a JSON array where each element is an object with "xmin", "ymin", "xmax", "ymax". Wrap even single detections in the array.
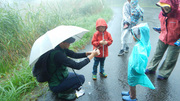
[
  {"xmin": 50, "ymin": 72, "xmax": 85, "ymax": 93},
  {"xmin": 92, "ymin": 57, "xmax": 106, "ymax": 75}
]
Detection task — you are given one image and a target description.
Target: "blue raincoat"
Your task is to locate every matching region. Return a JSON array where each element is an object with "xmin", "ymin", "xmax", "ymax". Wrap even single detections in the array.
[{"xmin": 128, "ymin": 23, "xmax": 155, "ymax": 89}]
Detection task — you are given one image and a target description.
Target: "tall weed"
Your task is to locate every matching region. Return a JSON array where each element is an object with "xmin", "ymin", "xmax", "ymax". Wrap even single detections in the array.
[
  {"xmin": 0, "ymin": 0, "xmax": 112, "ymax": 101},
  {"xmin": 0, "ymin": 58, "xmax": 37, "ymax": 101},
  {"xmin": 0, "ymin": 0, "xmax": 111, "ymax": 73}
]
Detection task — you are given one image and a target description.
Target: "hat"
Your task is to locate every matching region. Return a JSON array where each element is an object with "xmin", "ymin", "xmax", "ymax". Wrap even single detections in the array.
[
  {"xmin": 156, "ymin": 2, "xmax": 171, "ymax": 8},
  {"xmin": 63, "ymin": 37, "xmax": 75, "ymax": 43}
]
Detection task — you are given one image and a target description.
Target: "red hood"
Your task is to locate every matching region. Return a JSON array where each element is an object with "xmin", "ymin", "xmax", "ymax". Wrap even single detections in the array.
[
  {"xmin": 96, "ymin": 18, "xmax": 108, "ymax": 31},
  {"xmin": 158, "ymin": 0, "xmax": 180, "ymax": 21}
]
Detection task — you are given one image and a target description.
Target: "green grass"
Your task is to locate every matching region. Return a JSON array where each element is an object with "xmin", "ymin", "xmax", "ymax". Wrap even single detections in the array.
[
  {"xmin": 0, "ymin": 58, "xmax": 37, "ymax": 101},
  {"xmin": 0, "ymin": 0, "xmax": 113, "ymax": 100}
]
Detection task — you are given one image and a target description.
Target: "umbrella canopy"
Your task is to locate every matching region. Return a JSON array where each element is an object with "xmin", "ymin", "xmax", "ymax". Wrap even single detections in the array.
[{"xmin": 29, "ymin": 25, "xmax": 89, "ymax": 67}]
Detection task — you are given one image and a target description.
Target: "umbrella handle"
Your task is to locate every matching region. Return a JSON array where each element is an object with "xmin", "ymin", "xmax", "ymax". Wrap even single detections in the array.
[{"xmin": 72, "ymin": 69, "xmax": 83, "ymax": 87}]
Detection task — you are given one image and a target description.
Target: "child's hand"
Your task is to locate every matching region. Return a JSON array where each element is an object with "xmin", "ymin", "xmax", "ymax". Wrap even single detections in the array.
[
  {"xmin": 103, "ymin": 41, "xmax": 108, "ymax": 45},
  {"xmin": 123, "ymin": 24, "xmax": 129, "ymax": 29},
  {"xmin": 100, "ymin": 40, "xmax": 104, "ymax": 45},
  {"xmin": 100, "ymin": 40, "xmax": 107, "ymax": 45}
]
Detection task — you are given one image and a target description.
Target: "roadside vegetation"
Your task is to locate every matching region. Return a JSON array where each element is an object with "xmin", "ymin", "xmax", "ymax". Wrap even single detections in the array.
[{"xmin": 0, "ymin": 0, "xmax": 113, "ymax": 100}]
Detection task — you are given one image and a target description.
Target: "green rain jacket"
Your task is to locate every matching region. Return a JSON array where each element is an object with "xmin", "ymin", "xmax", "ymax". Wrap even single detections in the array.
[
  {"xmin": 47, "ymin": 46, "xmax": 90, "ymax": 87},
  {"xmin": 128, "ymin": 23, "xmax": 155, "ymax": 89}
]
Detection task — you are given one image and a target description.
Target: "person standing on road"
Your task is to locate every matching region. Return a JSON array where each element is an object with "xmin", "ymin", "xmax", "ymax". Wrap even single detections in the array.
[
  {"xmin": 91, "ymin": 18, "xmax": 113, "ymax": 80},
  {"xmin": 145, "ymin": 0, "xmax": 180, "ymax": 80},
  {"xmin": 122, "ymin": 23, "xmax": 155, "ymax": 101},
  {"xmin": 47, "ymin": 37, "xmax": 100, "ymax": 100},
  {"xmin": 118, "ymin": 0, "xmax": 143, "ymax": 56}
]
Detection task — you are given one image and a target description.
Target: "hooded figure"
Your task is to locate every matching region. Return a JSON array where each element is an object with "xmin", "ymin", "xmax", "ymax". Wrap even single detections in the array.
[
  {"xmin": 92, "ymin": 18, "xmax": 113, "ymax": 58},
  {"xmin": 157, "ymin": 0, "xmax": 180, "ymax": 45},
  {"xmin": 145, "ymin": 0, "xmax": 180, "ymax": 80},
  {"xmin": 158, "ymin": 0, "xmax": 180, "ymax": 21},
  {"xmin": 122, "ymin": 23, "xmax": 155, "ymax": 101},
  {"xmin": 128, "ymin": 23, "xmax": 155, "ymax": 89},
  {"xmin": 91, "ymin": 18, "xmax": 113, "ymax": 80},
  {"xmin": 119, "ymin": 0, "xmax": 143, "ymax": 56}
]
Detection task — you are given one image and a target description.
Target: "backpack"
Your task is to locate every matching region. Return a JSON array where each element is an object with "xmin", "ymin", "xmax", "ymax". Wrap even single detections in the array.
[{"xmin": 32, "ymin": 49, "xmax": 55, "ymax": 83}]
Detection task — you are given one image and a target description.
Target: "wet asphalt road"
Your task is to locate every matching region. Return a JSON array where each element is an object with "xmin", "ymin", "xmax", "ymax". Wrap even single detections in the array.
[{"xmin": 38, "ymin": 7, "xmax": 180, "ymax": 101}]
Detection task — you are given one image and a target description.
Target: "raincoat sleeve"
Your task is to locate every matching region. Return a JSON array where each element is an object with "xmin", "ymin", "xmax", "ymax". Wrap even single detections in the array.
[
  {"xmin": 106, "ymin": 32, "xmax": 113, "ymax": 46},
  {"xmin": 91, "ymin": 32, "xmax": 100, "ymax": 47},
  {"xmin": 137, "ymin": 5, "xmax": 144, "ymax": 21},
  {"xmin": 123, "ymin": 2, "xmax": 131, "ymax": 24}
]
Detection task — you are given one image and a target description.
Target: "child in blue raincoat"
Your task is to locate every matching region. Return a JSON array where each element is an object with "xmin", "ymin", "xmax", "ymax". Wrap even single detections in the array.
[{"xmin": 121, "ymin": 23, "xmax": 155, "ymax": 101}]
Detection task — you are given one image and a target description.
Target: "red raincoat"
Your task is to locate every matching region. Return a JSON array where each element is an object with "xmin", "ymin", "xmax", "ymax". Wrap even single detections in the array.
[
  {"xmin": 91, "ymin": 18, "xmax": 113, "ymax": 57},
  {"xmin": 158, "ymin": 0, "xmax": 180, "ymax": 45}
]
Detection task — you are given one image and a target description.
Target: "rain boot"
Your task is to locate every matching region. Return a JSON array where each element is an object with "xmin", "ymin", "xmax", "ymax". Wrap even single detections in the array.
[
  {"xmin": 57, "ymin": 88, "xmax": 77, "ymax": 101},
  {"xmin": 122, "ymin": 95, "xmax": 137, "ymax": 101},
  {"xmin": 58, "ymin": 93, "xmax": 76, "ymax": 101},
  {"xmin": 121, "ymin": 91, "xmax": 130, "ymax": 96}
]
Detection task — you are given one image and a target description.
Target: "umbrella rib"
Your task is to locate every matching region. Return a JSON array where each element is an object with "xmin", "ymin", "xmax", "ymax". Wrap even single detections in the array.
[{"xmin": 75, "ymin": 35, "xmax": 81, "ymax": 39}]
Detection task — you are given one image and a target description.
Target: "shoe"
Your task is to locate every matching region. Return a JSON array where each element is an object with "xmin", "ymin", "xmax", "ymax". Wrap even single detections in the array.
[
  {"xmin": 145, "ymin": 69, "xmax": 156, "ymax": 74},
  {"xmin": 124, "ymin": 47, "xmax": 129, "ymax": 53},
  {"xmin": 122, "ymin": 95, "xmax": 137, "ymax": 101},
  {"xmin": 99, "ymin": 72, "xmax": 107, "ymax": 78},
  {"xmin": 57, "ymin": 93, "xmax": 77, "ymax": 101},
  {"xmin": 118, "ymin": 50, "xmax": 125, "ymax": 56},
  {"xmin": 121, "ymin": 91, "xmax": 130, "ymax": 96},
  {"xmin": 153, "ymin": 27, "xmax": 161, "ymax": 33},
  {"xmin": 92, "ymin": 75, "xmax": 97, "ymax": 80},
  {"xmin": 157, "ymin": 75, "xmax": 168, "ymax": 80}
]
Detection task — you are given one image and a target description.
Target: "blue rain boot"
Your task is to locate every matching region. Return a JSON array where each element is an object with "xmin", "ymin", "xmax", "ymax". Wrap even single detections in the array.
[
  {"xmin": 122, "ymin": 95, "xmax": 137, "ymax": 101},
  {"xmin": 121, "ymin": 91, "xmax": 130, "ymax": 96}
]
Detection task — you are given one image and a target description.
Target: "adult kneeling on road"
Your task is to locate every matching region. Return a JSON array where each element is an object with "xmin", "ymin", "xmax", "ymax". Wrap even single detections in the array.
[{"xmin": 47, "ymin": 37, "xmax": 100, "ymax": 100}]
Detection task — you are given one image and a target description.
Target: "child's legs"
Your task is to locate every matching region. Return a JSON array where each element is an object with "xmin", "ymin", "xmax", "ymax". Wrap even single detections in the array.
[
  {"xmin": 124, "ymin": 43, "xmax": 128, "ymax": 48},
  {"xmin": 121, "ymin": 29, "xmax": 130, "ymax": 50},
  {"xmin": 129, "ymin": 86, "xmax": 136, "ymax": 99},
  {"xmin": 121, "ymin": 43, "xmax": 127, "ymax": 50},
  {"xmin": 92, "ymin": 57, "xmax": 100, "ymax": 75},
  {"xmin": 99, "ymin": 58, "xmax": 106, "ymax": 73}
]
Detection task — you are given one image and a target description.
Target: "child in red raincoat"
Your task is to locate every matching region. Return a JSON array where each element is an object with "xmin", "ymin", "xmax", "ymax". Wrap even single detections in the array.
[{"xmin": 91, "ymin": 18, "xmax": 113, "ymax": 80}]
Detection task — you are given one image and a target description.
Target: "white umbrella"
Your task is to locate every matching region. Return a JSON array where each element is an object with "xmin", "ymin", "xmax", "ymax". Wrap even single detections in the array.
[{"xmin": 29, "ymin": 25, "xmax": 89, "ymax": 67}]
